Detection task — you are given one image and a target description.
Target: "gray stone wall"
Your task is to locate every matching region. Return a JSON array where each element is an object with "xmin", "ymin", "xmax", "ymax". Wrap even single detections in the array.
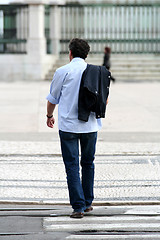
[{"xmin": 65, "ymin": 0, "xmax": 160, "ymax": 4}]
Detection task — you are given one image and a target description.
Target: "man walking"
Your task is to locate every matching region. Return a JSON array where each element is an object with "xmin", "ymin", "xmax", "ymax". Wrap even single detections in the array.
[{"xmin": 46, "ymin": 38, "xmax": 105, "ymax": 218}]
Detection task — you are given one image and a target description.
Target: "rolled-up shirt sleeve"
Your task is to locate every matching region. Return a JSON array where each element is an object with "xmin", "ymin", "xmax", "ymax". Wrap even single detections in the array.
[{"xmin": 46, "ymin": 70, "xmax": 63, "ymax": 104}]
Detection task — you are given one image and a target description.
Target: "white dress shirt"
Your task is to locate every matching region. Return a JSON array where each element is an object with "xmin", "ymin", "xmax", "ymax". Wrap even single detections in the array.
[{"xmin": 46, "ymin": 57, "xmax": 102, "ymax": 133}]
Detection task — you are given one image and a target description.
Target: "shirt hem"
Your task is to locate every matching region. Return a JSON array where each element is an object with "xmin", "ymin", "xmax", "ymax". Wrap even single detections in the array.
[{"xmin": 58, "ymin": 126, "xmax": 102, "ymax": 134}]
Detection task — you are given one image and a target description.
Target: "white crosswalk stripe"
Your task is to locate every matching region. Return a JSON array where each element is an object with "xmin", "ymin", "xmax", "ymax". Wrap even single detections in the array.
[
  {"xmin": 45, "ymin": 216, "xmax": 160, "ymax": 223},
  {"xmin": 43, "ymin": 206, "xmax": 160, "ymax": 239},
  {"xmin": 44, "ymin": 223, "xmax": 160, "ymax": 232},
  {"xmin": 66, "ymin": 235, "xmax": 160, "ymax": 240}
]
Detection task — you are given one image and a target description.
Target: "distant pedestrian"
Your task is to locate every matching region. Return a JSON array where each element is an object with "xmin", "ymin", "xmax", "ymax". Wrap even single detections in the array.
[
  {"xmin": 103, "ymin": 46, "xmax": 116, "ymax": 82},
  {"xmin": 46, "ymin": 38, "xmax": 110, "ymax": 218}
]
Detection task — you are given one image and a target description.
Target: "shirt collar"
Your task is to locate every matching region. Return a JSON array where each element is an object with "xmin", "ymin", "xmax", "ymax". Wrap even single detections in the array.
[{"xmin": 71, "ymin": 57, "xmax": 85, "ymax": 63}]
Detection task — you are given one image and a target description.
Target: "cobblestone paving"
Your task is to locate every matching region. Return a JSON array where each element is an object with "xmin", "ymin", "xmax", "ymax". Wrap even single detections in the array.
[
  {"xmin": 0, "ymin": 140, "xmax": 160, "ymax": 155},
  {"xmin": 0, "ymin": 152, "xmax": 160, "ymax": 202}
]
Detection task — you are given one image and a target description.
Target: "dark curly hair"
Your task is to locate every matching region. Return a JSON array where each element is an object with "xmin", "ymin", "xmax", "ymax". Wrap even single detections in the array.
[{"xmin": 69, "ymin": 38, "xmax": 90, "ymax": 59}]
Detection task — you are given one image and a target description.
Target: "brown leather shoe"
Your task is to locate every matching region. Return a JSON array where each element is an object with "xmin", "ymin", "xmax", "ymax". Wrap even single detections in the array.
[
  {"xmin": 84, "ymin": 206, "xmax": 93, "ymax": 212},
  {"xmin": 70, "ymin": 211, "xmax": 84, "ymax": 218}
]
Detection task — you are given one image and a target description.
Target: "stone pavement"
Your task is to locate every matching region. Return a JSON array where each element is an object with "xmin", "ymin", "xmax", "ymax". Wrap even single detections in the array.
[
  {"xmin": 0, "ymin": 81, "xmax": 160, "ymax": 203},
  {"xmin": 0, "ymin": 81, "xmax": 160, "ymax": 133},
  {"xmin": 0, "ymin": 81, "xmax": 160, "ymax": 239},
  {"xmin": 0, "ymin": 152, "xmax": 160, "ymax": 203}
]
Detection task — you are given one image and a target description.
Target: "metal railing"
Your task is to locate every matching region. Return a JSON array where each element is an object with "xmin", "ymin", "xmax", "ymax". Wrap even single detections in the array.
[
  {"xmin": 1, "ymin": 3, "xmax": 160, "ymax": 55},
  {"xmin": 0, "ymin": 4, "xmax": 28, "ymax": 54},
  {"xmin": 58, "ymin": 3, "xmax": 160, "ymax": 54}
]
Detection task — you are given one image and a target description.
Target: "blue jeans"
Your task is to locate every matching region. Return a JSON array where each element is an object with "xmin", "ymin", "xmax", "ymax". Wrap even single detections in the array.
[{"xmin": 59, "ymin": 130, "xmax": 97, "ymax": 212}]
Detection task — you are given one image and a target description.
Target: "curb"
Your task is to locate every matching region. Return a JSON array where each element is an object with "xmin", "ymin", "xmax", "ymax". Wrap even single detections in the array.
[{"xmin": 0, "ymin": 200, "xmax": 160, "ymax": 206}]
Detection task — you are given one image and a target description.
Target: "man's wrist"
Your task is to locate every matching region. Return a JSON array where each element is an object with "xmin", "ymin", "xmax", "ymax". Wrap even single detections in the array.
[{"xmin": 46, "ymin": 114, "xmax": 53, "ymax": 118}]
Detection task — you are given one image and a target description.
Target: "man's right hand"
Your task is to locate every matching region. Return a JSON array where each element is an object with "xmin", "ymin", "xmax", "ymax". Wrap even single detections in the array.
[
  {"xmin": 106, "ymin": 98, "xmax": 109, "ymax": 105},
  {"xmin": 47, "ymin": 117, "xmax": 55, "ymax": 128}
]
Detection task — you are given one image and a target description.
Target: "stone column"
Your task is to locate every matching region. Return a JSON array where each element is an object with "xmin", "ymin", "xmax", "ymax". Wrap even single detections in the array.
[
  {"xmin": 49, "ymin": 5, "xmax": 61, "ymax": 56},
  {"xmin": 27, "ymin": 2, "xmax": 46, "ymax": 56}
]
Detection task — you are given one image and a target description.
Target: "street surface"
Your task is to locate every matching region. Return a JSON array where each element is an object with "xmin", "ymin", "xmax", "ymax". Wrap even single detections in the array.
[{"xmin": 1, "ymin": 204, "xmax": 160, "ymax": 239}]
